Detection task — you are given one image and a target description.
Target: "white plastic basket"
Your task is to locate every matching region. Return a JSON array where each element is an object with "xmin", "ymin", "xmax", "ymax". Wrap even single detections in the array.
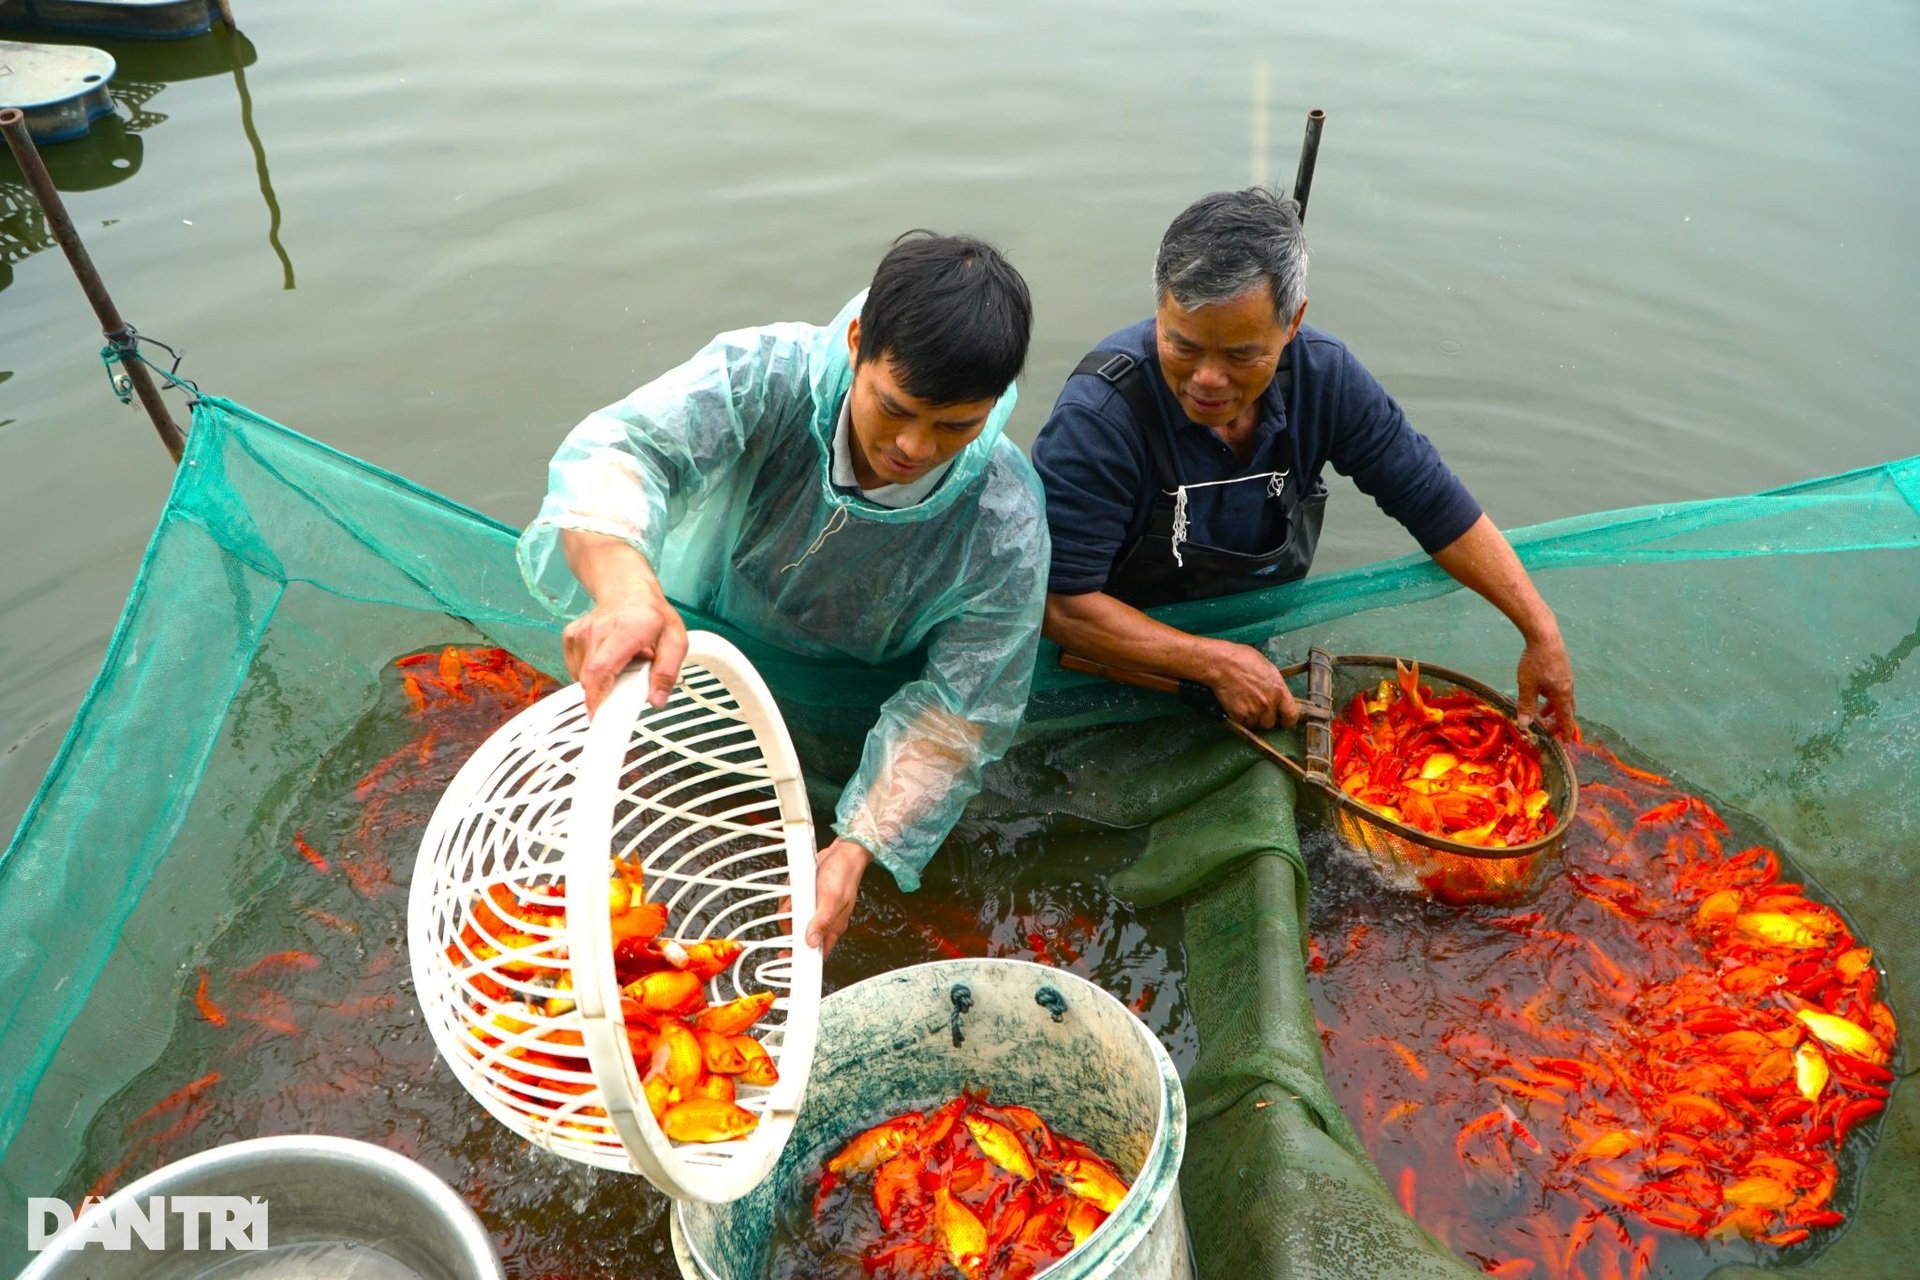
[{"xmin": 408, "ymin": 632, "xmax": 822, "ymax": 1203}]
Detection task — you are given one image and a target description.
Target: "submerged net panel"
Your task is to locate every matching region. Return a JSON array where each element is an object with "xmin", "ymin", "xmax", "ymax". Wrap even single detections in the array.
[
  {"xmin": 1008, "ymin": 462, "xmax": 1920, "ymax": 1278},
  {"xmin": 0, "ymin": 396, "xmax": 1915, "ymax": 1278},
  {"xmin": 1028, "ymin": 458, "xmax": 1920, "ymax": 729},
  {"xmin": 0, "ymin": 397, "xmax": 573, "ymax": 1227}
]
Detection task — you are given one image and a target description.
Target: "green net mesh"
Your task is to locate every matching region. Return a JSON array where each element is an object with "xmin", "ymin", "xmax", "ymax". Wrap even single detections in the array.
[
  {"xmin": 1114, "ymin": 761, "xmax": 1484, "ymax": 1278},
  {"xmin": 2, "ymin": 395, "xmax": 1915, "ymax": 1276}
]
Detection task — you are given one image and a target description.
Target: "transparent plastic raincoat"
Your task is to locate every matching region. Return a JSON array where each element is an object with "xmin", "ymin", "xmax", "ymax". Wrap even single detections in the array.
[{"xmin": 519, "ymin": 293, "xmax": 1049, "ymax": 891}]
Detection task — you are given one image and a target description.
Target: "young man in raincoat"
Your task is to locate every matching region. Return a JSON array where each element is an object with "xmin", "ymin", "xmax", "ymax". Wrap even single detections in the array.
[{"xmin": 518, "ymin": 233, "xmax": 1047, "ymax": 956}]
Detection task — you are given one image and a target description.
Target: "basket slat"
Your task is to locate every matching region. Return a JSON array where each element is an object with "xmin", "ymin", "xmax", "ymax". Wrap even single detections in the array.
[{"xmin": 409, "ymin": 632, "xmax": 823, "ymax": 1200}]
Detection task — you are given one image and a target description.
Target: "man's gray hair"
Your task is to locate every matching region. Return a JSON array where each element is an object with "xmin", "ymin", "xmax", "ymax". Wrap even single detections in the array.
[{"xmin": 1152, "ymin": 187, "xmax": 1309, "ymax": 320}]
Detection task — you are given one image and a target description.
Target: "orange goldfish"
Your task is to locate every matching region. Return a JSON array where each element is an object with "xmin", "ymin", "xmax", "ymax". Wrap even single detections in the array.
[
  {"xmin": 661, "ymin": 1098, "xmax": 757, "ymax": 1143},
  {"xmin": 733, "ymin": 1036, "xmax": 779, "ymax": 1087},
  {"xmin": 696, "ymin": 1028, "xmax": 748, "ymax": 1075},
  {"xmin": 828, "ymin": 1116, "xmax": 921, "ymax": 1174},
  {"xmin": 1058, "ymin": 1157, "xmax": 1128, "ymax": 1213},
  {"xmin": 964, "ymin": 1113, "xmax": 1036, "ymax": 1180},
  {"xmin": 933, "ymin": 1186, "xmax": 988, "ymax": 1277},
  {"xmin": 652, "ymin": 1019, "xmax": 704, "ymax": 1088},
  {"xmin": 626, "ymin": 969, "xmax": 706, "ymax": 1017},
  {"xmin": 695, "ymin": 991, "xmax": 776, "ymax": 1036}
]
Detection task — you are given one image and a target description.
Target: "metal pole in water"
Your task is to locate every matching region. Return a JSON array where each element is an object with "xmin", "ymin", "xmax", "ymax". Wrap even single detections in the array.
[
  {"xmin": 0, "ymin": 107, "xmax": 187, "ymax": 462},
  {"xmin": 222, "ymin": 27, "xmax": 294, "ymax": 289},
  {"xmin": 1250, "ymin": 59, "xmax": 1270, "ymax": 188},
  {"xmin": 1292, "ymin": 108, "xmax": 1325, "ymax": 222}
]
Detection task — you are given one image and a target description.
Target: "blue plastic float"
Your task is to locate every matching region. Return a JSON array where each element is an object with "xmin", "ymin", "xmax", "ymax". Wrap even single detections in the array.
[
  {"xmin": 0, "ymin": 39, "xmax": 114, "ymax": 143},
  {"xmin": 0, "ymin": 0, "xmax": 217, "ymax": 41}
]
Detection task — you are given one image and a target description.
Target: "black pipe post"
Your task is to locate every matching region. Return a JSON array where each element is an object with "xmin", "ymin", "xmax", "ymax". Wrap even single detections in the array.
[
  {"xmin": 1292, "ymin": 108, "xmax": 1326, "ymax": 222},
  {"xmin": 223, "ymin": 28, "xmax": 294, "ymax": 289},
  {"xmin": 1, "ymin": 107, "xmax": 187, "ymax": 462}
]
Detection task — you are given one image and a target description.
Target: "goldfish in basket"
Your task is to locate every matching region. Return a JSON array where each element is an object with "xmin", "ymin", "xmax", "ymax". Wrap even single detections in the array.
[
  {"xmin": 453, "ymin": 855, "xmax": 780, "ymax": 1144},
  {"xmin": 1331, "ymin": 661, "xmax": 1555, "ymax": 847}
]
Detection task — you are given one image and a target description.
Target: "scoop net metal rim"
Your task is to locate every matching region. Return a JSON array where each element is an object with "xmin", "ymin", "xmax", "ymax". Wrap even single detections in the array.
[{"xmin": 1299, "ymin": 651, "xmax": 1580, "ymax": 864}]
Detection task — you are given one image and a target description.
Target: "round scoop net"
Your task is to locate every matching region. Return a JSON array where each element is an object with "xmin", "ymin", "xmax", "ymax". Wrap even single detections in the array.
[
  {"xmin": 1304, "ymin": 654, "xmax": 1578, "ymax": 907},
  {"xmin": 408, "ymin": 631, "xmax": 821, "ymax": 1202}
]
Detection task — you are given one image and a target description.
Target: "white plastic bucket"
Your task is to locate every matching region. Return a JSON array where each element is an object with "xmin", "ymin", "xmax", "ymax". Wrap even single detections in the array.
[
  {"xmin": 19, "ymin": 1135, "xmax": 502, "ymax": 1280},
  {"xmin": 672, "ymin": 958, "xmax": 1191, "ymax": 1280}
]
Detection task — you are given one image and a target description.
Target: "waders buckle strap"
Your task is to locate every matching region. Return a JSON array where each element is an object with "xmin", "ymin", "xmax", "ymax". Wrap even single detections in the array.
[{"xmin": 1071, "ymin": 349, "xmax": 1178, "ymax": 490}]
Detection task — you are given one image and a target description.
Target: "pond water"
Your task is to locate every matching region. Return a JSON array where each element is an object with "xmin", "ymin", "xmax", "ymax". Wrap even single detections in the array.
[
  {"xmin": 3, "ymin": 0, "xmax": 1916, "ymax": 839},
  {"xmin": 3, "ymin": 0, "xmax": 1916, "ymax": 1275}
]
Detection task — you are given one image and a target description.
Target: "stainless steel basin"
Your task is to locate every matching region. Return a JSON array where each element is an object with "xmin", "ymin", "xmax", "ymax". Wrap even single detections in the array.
[{"xmin": 21, "ymin": 1135, "xmax": 503, "ymax": 1280}]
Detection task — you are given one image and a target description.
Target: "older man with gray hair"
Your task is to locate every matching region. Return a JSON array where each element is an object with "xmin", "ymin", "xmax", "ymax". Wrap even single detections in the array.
[{"xmin": 1033, "ymin": 186, "xmax": 1576, "ymax": 733}]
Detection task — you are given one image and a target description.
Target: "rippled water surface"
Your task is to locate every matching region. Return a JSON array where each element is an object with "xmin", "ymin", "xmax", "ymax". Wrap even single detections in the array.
[
  {"xmin": 3, "ymin": 0, "xmax": 1916, "ymax": 1273},
  {"xmin": 4, "ymin": 0, "xmax": 1917, "ymax": 832}
]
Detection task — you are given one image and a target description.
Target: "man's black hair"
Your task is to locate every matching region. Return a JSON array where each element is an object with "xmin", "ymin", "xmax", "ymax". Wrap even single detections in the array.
[
  {"xmin": 857, "ymin": 231, "xmax": 1032, "ymax": 406},
  {"xmin": 1154, "ymin": 187, "xmax": 1308, "ymax": 321}
]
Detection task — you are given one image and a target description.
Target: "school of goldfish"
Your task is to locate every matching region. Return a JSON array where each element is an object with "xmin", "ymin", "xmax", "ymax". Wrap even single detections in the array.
[
  {"xmin": 89, "ymin": 647, "xmax": 557, "ymax": 1201},
  {"xmin": 453, "ymin": 855, "xmax": 781, "ymax": 1143},
  {"xmin": 111, "ymin": 640, "xmax": 1890, "ymax": 1280},
  {"xmin": 1310, "ymin": 736, "xmax": 1900, "ymax": 1280},
  {"xmin": 783, "ymin": 1090, "xmax": 1132, "ymax": 1280},
  {"xmin": 86, "ymin": 646, "xmax": 754, "ymax": 1274},
  {"xmin": 86, "ymin": 643, "xmax": 1152, "ymax": 1278},
  {"xmin": 1333, "ymin": 661, "xmax": 1556, "ymax": 848}
]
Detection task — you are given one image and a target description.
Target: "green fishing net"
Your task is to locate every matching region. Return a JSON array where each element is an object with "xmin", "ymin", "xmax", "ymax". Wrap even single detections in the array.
[
  {"xmin": 1, "ymin": 394, "xmax": 1915, "ymax": 1277},
  {"xmin": 993, "ymin": 459, "xmax": 1920, "ymax": 1278},
  {"xmin": 1116, "ymin": 759, "xmax": 1483, "ymax": 1279}
]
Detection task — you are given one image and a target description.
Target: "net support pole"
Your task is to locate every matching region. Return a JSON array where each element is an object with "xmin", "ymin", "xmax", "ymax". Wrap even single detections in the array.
[
  {"xmin": 0, "ymin": 107, "xmax": 187, "ymax": 463},
  {"xmin": 1292, "ymin": 108, "xmax": 1325, "ymax": 222},
  {"xmin": 224, "ymin": 28, "xmax": 293, "ymax": 289}
]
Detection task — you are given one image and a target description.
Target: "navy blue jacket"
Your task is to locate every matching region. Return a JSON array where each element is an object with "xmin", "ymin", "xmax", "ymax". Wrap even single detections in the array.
[{"xmin": 1031, "ymin": 319, "xmax": 1483, "ymax": 595}]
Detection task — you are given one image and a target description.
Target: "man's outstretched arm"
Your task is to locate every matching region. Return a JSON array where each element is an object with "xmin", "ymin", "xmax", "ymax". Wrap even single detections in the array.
[
  {"xmin": 559, "ymin": 531, "xmax": 689, "ymax": 714},
  {"xmin": 1044, "ymin": 589, "xmax": 1300, "ymax": 729},
  {"xmin": 1429, "ymin": 514, "xmax": 1576, "ymax": 734}
]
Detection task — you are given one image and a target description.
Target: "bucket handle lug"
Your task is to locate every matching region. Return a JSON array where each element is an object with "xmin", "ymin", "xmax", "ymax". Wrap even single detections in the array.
[{"xmin": 949, "ymin": 984, "xmax": 974, "ymax": 1046}]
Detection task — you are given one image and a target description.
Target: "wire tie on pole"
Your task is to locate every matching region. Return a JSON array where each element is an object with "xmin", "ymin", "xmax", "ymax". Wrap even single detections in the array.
[
  {"xmin": 100, "ymin": 344, "xmax": 134, "ymax": 404},
  {"xmin": 97, "ymin": 326, "xmax": 202, "ymax": 406}
]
